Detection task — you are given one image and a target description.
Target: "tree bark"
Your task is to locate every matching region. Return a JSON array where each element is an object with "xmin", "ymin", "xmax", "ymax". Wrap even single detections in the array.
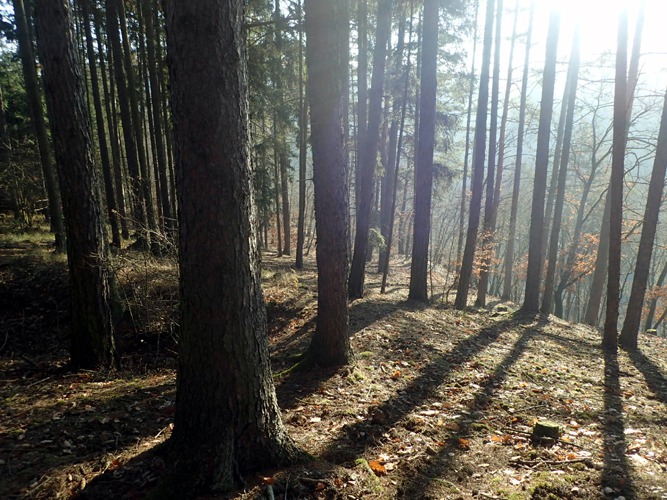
[
  {"xmin": 455, "ymin": 0, "xmax": 495, "ymax": 309},
  {"xmin": 349, "ymin": 0, "xmax": 393, "ymax": 298},
  {"xmin": 34, "ymin": 0, "xmax": 119, "ymax": 369},
  {"xmin": 519, "ymin": 9, "xmax": 560, "ymax": 314},
  {"xmin": 12, "ymin": 0, "xmax": 66, "ymax": 252},
  {"xmin": 619, "ymin": 87, "xmax": 667, "ymax": 349},
  {"xmin": 603, "ymin": 8, "xmax": 628, "ymax": 351},
  {"xmin": 502, "ymin": 0, "xmax": 534, "ymax": 301},
  {"xmin": 305, "ymin": 0, "xmax": 353, "ymax": 366},
  {"xmin": 408, "ymin": 0, "xmax": 438, "ymax": 302},
  {"xmin": 164, "ymin": 0, "xmax": 303, "ymax": 492},
  {"xmin": 475, "ymin": 0, "xmax": 504, "ymax": 307},
  {"xmin": 541, "ymin": 27, "xmax": 580, "ymax": 315}
]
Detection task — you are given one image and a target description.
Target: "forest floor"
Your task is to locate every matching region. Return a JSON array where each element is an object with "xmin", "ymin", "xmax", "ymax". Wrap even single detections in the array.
[{"xmin": 1, "ymin": 225, "xmax": 667, "ymax": 499}]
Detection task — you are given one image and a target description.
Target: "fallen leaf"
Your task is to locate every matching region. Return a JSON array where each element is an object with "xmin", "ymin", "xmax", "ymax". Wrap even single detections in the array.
[
  {"xmin": 369, "ymin": 460, "xmax": 387, "ymax": 476},
  {"xmin": 457, "ymin": 438, "xmax": 471, "ymax": 450}
]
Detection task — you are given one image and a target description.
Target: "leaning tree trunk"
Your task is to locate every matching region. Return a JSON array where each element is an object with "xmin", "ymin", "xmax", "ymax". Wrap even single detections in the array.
[
  {"xmin": 541, "ymin": 27, "xmax": 580, "ymax": 315},
  {"xmin": 34, "ymin": 0, "xmax": 119, "ymax": 370},
  {"xmin": 619, "ymin": 86, "xmax": 667, "ymax": 349},
  {"xmin": 164, "ymin": 0, "xmax": 303, "ymax": 493},
  {"xmin": 12, "ymin": 0, "xmax": 66, "ymax": 252}
]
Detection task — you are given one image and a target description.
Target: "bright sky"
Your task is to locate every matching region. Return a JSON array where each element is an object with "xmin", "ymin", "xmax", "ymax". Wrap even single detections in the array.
[{"xmin": 530, "ymin": 0, "xmax": 667, "ymax": 81}]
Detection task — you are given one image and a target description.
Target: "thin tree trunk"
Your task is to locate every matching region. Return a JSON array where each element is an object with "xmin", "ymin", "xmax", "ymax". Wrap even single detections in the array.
[
  {"xmin": 603, "ymin": 7, "xmax": 628, "ymax": 351},
  {"xmin": 349, "ymin": 0, "xmax": 393, "ymax": 298},
  {"xmin": 475, "ymin": 0, "xmax": 504, "ymax": 307},
  {"xmin": 455, "ymin": 0, "xmax": 495, "ymax": 309},
  {"xmin": 519, "ymin": 9, "xmax": 560, "ymax": 314},
  {"xmin": 502, "ymin": 0, "xmax": 534, "ymax": 300},
  {"xmin": 81, "ymin": 0, "xmax": 121, "ymax": 249},
  {"xmin": 541, "ymin": 27, "xmax": 580, "ymax": 315},
  {"xmin": 295, "ymin": 0, "xmax": 308, "ymax": 269}
]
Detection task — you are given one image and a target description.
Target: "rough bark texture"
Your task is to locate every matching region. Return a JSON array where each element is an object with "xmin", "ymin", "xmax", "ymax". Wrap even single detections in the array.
[
  {"xmin": 34, "ymin": 0, "xmax": 118, "ymax": 370},
  {"xmin": 12, "ymin": 0, "xmax": 65, "ymax": 252},
  {"xmin": 305, "ymin": 0, "xmax": 352, "ymax": 366},
  {"xmin": 165, "ymin": 0, "xmax": 302, "ymax": 493},
  {"xmin": 408, "ymin": 0, "xmax": 438, "ymax": 302},
  {"xmin": 520, "ymin": 10, "xmax": 560, "ymax": 314}
]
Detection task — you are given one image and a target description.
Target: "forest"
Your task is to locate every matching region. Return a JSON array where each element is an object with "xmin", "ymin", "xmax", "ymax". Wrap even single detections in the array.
[{"xmin": 0, "ymin": 0, "xmax": 666, "ymax": 498}]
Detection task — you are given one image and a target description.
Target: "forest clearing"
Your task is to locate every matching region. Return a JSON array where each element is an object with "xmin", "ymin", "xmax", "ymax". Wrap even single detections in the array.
[{"xmin": 1, "ymin": 227, "xmax": 666, "ymax": 499}]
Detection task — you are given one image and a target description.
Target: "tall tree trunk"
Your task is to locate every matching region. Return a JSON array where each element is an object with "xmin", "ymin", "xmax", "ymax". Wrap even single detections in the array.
[
  {"xmin": 408, "ymin": 0, "xmax": 438, "ymax": 302},
  {"xmin": 93, "ymin": 6, "xmax": 129, "ymax": 240},
  {"xmin": 378, "ymin": 3, "xmax": 406, "ymax": 275},
  {"xmin": 355, "ymin": 0, "xmax": 368, "ymax": 211},
  {"xmin": 541, "ymin": 27, "xmax": 580, "ymax": 314},
  {"xmin": 348, "ymin": 0, "xmax": 393, "ymax": 298},
  {"xmin": 117, "ymin": 0, "xmax": 160, "ymax": 253},
  {"xmin": 603, "ymin": 8, "xmax": 628, "ymax": 351},
  {"xmin": 457, "ymin": 0, "xmax": 480, "ymax": 270},
  {"xmin": 475, "ymin": 0, "xmax": 504, "ymax": 307},
  {"xmin": 519, "ymin": 9, "xmax": 560, "ymax": 315},
  {"xmin": 305, "ymin": 0, "xmax": 353, "ymax": 367},
  {"xmin": 644, "ymin": 258, "xmax": 667, "ymax": 330},
  {"xmin": 34, "ymin": 0, "xmax": 119, "ymax": 369},
  {"xmin": 502, "ymin": 0, "xmax": 534, "ymax": 300},
  {"xmin": 106, "ymin": 0, "xmax": 149, "ymax": 247},
  {"xmin": 143, "ymin": 0, "xmax": 175, "ymax": 237},
  {"xmin": 455, "ymin": 0, "xmax": 495, "ymax": 309},
  {"xmin": 619, "ymin": 89, "xmax": 667, "ymax": 350},
  {"xmin": 164, "ymin": 0, "xmax": 303, "ymax": 493},
  {"xmin": 12, "ymin": 0, "xmax": 66, "ymax": 252},
  {"xmin": 295, "ymin": 0, "xmax": 308, "ymax": 269},
  {"xmin": 81, "ymin": 0, "xmax": 121, "ymax": 249},
  {"xmin": 381, "ymin": 0, "xmax": 415, "ymax": 294}
]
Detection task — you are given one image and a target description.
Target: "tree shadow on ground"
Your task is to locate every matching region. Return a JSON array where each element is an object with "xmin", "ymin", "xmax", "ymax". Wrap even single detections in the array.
[
  {"xmin": 394, "ymin": 318, "xmax": 544, "ymax": 498},
  {"xmin": 275, "ymin": 297, "xmax": 422, "ymax": 411},
  {"xmin": 316, "ymin": 315, "xmax": 523, "ymax": 466},
  {"xmin": 602, "ymin": 348, "xmax": 636, "ymax": 498},
  {"xmin": 0, "ymin": 374, "xmax": 173, "ymax": 499},
  {"xmin": 626, "ymin": 347, "xmax": 667, "ymax": 405}
]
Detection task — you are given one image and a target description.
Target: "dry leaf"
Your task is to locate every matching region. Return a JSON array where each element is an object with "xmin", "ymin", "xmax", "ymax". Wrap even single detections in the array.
[
  {"xmin": 260, "ymin": 476, "xmax": 276, "ymax": 485},
  {"xmin": 369, "ymin": 460, "xmax": 387, "ymax": 476},
  {"xmin": 391, "ymin": 370, "xmax": 401, "ymax": 380},
  {"xmin": 457, "ymin": 438, "xmax": 471, "ymax": 450}
]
